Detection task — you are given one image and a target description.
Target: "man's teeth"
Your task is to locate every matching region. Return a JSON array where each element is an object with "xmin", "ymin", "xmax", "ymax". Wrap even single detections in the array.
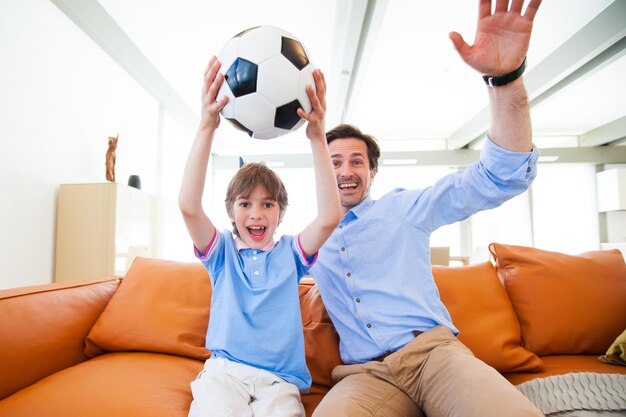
[{"xmin": 339, "ymin": 183, "xmax": 358, "ymax": 189}]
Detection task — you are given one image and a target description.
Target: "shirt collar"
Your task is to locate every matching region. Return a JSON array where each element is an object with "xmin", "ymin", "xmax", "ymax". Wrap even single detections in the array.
[
  {"xmin": 235, "ymin": 236, "xmax": 276, "ymax": 252},
  {"xmin": 341, "ymin": 195, "xmax": 374, "ymax": 225}
]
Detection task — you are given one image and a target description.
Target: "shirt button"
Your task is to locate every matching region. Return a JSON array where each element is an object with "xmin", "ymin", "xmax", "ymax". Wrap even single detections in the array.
[
  {"xmin": 340, "ymin": 247, "xmax": 345, "ymax": 252},
  {"xmin": 355, "ymin": 298, "xmax": 360, "ymax": 303},
  {"xmin": 254, "ymin": 271, "xmax": 259, "ymax": 276},
  {"xmin": 366, "ymin": 323, "xmax": 372, "ymax": 328},
  {"xmin": 252, "ymin": 250, "xmax": 257, "ymax": 255},
  {"xmin": 527, "ymin": 166, "xmax": 531, "ymax": 172},
  {"xmin": 252, "ymin": 256, "xmax": 257, "ymax": 261},
  {"xmin": 346, "ymin": 272, "xmax": 351, "ymax": 277}
]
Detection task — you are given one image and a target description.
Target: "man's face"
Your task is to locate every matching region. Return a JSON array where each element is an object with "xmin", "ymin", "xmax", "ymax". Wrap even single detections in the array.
[{"xmin": 329, "ymin": 137, "xmax": 376, "ymax": 214}]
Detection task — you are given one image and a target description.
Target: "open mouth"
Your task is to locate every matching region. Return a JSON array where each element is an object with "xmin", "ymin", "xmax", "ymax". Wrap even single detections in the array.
[
  {"xmin": 338, "ymin": 182, "xmax": 358, "ymax": 190},
  {"xmin": 247, "ymin": 226, "xmax": 266, "ymax": 241}
]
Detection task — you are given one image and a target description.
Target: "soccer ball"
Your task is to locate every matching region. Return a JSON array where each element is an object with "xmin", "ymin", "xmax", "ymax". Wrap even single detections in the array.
[{"xmin": 216, "ymin": 26, "xmax": 315, "ymax": 140}]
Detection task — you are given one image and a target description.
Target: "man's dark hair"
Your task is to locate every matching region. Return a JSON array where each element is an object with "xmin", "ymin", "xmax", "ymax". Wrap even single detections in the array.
[{"xmin": 326, "ymin": 124, "xmax": 381, "ymax": 172}]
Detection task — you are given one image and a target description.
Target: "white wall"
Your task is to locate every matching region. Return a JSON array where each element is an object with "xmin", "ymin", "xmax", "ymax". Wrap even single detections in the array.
[
  {"xmin": 531, "ymin": 164, "xmax": 600, "ymax": 254},
  {"xmin": 0, "ymin": 1, "xmax": 613, "ymax": 290},
  {"xmin": 0, "ymin": 0, "xmax": 160, "ymax": 289}
]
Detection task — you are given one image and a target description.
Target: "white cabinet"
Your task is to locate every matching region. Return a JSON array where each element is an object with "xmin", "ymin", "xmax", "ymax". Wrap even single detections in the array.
[
  {"xmin": 54, "ymin": 183, "xmax": 184, "ymax": 281},
  {"xmin": 597, "ymin": 168, "xmax": 626, "ymax": 212},
  {"xmin": 597, "ymin": 168, "xmax": 626, "ymax": 262}
]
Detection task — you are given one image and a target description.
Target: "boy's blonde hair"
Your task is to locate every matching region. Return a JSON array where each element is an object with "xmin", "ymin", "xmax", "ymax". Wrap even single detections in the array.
[{"xmin": 225, "ymin": 162, "xmax": 288, "ymax": 236}]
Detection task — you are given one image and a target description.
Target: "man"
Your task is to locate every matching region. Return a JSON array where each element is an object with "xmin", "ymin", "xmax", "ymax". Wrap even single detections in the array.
[{"xmin": 310, "ymin": 0, "xmax": 544, "ymax": 416}]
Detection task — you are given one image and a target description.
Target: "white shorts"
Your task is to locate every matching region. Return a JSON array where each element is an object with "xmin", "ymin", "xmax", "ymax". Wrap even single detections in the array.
[{"xmin": 188, "ymin": 357, "xmax": 306, "ymax": 417}]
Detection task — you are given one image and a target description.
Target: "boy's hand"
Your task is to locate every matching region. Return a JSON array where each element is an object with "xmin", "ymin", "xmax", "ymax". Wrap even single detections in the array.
[
  {"xmin": 297, "ymin": 69, "xmax": 327, "ymax": 142},
  {"xmin": 199, "ymin": 56, "xmax": 229, "ymax": 133}
]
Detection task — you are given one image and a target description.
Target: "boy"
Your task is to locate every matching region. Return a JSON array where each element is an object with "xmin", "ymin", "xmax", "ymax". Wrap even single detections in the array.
[{"xmin": 179, "ymin": 56, "xmax": 340, "ymax": 417}]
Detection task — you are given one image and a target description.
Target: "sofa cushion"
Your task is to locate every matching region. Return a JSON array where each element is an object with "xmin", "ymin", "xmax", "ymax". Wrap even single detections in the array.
[
  {"xmin": 0, "ymin": 352, "xmax": 202, "ymax": 417},
  {"xmin": 85, "ymin": 257, "xmax": 212, "ymax": 360},
  {"xmin": 433, "ymin": 262, "xmax": 543, "ymax": 373},
  {"xmin": 0, "ymin": 351, "xmax": 326, "ymax": 417},
  {"xmin": 489, "ymin": 243, "xmax": 626, "ymax": 356}
]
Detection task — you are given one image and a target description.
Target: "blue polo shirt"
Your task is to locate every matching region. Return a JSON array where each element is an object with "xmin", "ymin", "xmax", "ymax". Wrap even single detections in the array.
[
  {"xmin": 196, "ymin": 230, "xmax": 315, "ymax": 391},
  {"xmin": 310, "ymin": 136, "xmax": 539, "ymax": 364}
]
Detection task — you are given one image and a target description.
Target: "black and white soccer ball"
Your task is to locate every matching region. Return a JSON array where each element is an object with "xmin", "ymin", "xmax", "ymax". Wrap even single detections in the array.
[{"xmin": 216, "ymin": 26, "xmax": 315, "ymax": 140}]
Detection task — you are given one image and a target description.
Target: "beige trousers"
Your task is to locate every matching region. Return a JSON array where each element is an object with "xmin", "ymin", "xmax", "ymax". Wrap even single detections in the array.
[{"xmin": 313, "ymin": 326, "xmax": 543, "ymax": 417}]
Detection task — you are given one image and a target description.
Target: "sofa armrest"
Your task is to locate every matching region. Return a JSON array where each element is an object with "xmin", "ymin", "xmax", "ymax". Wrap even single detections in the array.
[{"xmin": 0, "ymin": 277, "xmax": 120, "ymax": 399}]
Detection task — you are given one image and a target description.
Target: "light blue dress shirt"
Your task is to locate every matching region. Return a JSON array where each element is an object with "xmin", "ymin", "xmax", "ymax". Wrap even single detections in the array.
[
  {"xmin": 310, "ymin": 137, "xmax": 539, "ymax": 364},
  {"xmin": 198, "ymin": 230, "xmax": 315, "ymax": 391}
]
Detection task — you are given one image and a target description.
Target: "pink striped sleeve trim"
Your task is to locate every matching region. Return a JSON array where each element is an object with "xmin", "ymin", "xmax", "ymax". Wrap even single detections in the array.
[
  {"xmin": 194, "ymin": 229, "xmax": 219, "ymax": 261},
  {"xmin": 296, "ymin": 234, "xmax": 318, "ymax": 266}
]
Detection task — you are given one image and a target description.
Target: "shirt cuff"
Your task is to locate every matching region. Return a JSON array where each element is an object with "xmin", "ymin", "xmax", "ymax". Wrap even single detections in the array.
[
  {"xmin": 194, "ymin": 229, "xmax": 218, "ymax": 261},
  {"xmin": 296, "ymin": 234, "xmax": 318, "ymax": 267},
  {"xmin": 481, "ymin": 135, "xmax": 539, "ymax": 182}
]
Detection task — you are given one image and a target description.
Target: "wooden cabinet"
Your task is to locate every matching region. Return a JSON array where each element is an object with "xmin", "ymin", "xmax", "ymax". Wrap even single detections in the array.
[{"xmin": 54, "ymin": 183, "xmax": 184, "ymax": 281}]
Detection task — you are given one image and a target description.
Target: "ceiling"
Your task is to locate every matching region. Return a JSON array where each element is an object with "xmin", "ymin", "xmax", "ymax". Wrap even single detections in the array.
[{"xmin": 51, "ymin": 0, "xmax": 626, "ymax": 165}]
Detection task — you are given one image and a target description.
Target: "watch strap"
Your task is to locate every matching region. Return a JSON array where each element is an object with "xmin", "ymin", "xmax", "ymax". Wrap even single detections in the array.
[{"xmin": 483, "ymin": 57, "xmax": 527, "ymax": 87}]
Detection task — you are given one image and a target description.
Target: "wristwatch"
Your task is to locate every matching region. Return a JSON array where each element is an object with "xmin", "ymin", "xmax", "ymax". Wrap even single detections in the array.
[{"xmin": 483, "ymin": 57, "xmax": 527, "ymax": 87}]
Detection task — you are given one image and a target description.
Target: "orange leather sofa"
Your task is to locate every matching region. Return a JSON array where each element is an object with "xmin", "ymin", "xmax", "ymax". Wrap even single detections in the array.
[{"xmin": 1, "ymin": 243, "xmax": 624, "ymax": 417}]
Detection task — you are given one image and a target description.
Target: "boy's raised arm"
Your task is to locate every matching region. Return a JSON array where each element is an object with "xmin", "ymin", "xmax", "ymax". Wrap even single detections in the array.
[
  {"xmin": 179, "ymin": 56, "xmax": 228, "ymax": 254},
  {"xmin": 297, "ymin": 69, "xmax": 342, "ymax": 258}
]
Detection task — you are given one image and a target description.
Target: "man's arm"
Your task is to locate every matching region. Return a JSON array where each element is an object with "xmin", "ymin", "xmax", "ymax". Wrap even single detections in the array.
[
  {"xmin": 297, "ymin": 69, "xmax": 342, "ymax": 258},
  {"xmin": 179, "ymin": 56, "xmax": 228, "ymax": 254},
  {"xmin": 449, "ymin": 0, "xmax": 542, "ymax": 152}
]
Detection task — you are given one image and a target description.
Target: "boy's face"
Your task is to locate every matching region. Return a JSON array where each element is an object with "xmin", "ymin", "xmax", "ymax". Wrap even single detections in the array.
[
  {"xmin": 329, "ymin": 137, "xmax": 376, "ymax": 214},
  {"xmin": 230, "ymin": 184, "xmax": 281, "ymax": 249}
]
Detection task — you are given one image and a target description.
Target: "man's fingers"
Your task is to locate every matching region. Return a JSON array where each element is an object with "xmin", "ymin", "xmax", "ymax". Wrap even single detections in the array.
[
  {"xmin": 509, "ymin": 0, "xmax": 524, "ymax": 14},
  {"xmin": 523, "ymin": 0, "xmax": 541, "ymax": 21},
  {"xmin": 494, "ymin": 0, "xmax": 508, "ymax": 13},
  {"xmin": 478, "ymin": 0, "xmax": 492, "ymax": 19},
  {"xmin": 449, "ymin": 32, "xmax": 469, "ymax": 58}
]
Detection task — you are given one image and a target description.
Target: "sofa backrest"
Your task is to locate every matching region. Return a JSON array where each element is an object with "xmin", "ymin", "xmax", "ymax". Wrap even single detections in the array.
[{"xmin": 0, "ymin": 278, "xmax": 119, "ymax": 400}]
